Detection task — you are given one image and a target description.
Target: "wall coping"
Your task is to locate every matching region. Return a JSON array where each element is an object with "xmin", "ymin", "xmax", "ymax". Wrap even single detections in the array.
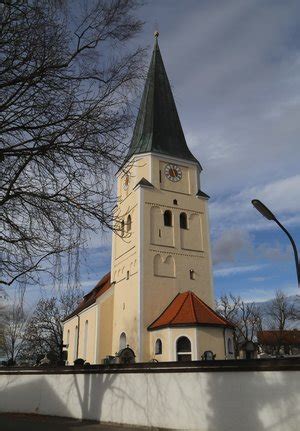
[{"xmin": 0, "ymin": 358, "xmax": 299, "ymax": 375}]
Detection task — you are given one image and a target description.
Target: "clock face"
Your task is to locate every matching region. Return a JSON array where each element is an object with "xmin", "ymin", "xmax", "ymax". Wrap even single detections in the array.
[{"xmin": 164, "ymin": 164, "xmax": 182, "ymax": 182}]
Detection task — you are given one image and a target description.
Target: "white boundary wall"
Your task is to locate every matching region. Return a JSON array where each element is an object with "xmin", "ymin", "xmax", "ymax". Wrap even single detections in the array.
[{"xmin": 0, "ymin": 370, "xmax": 300, "ymax": 430}]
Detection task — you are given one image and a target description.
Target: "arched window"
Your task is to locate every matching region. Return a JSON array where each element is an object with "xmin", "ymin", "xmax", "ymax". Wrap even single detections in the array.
[
  {"xmin": 121, "ymin": 220, "xmax": 125, "ymax": 237},
  {"xmin": 227, "ymin": 338, "xmax": 233, "ymax": 354},
  {"xmin": 66, "ymin": 329, "xmax": 70, "ymax": 347},
  {"xmin": 176, "ymin": 336, "xmax": 192, "ymax": 362},
  {"xmin": 164, "ymin": 210, "xmax": 172, "ymax": 227},
  {"xmin": 180, "ymin": 212, "xmax": 188, "ymax": 229},
  {"xmin": 155, "ymin": 339, "xmax": 162, "ymax": 355},
  {"xmin": 189, "ymin": 269, "xmax": 195, "ymax": 280},
  {"xmin": 126, "ymin": 214, "xmax": 132, "ymax": 232},
  {"xmin": 83, "ymin": 320, "xmax": 88, "ymax": 359},
  {"xmin": 126, "ymin": 270, "xmax": 129, "ymax": 280},
  {"xmin": 119, "ymin": 332, "xmax": 126, "ymax": 350},
  {"xmin": 173, "ymin": 199, "xmax": 178, "ymax": 205},
  {"xmin": 74, "ymin": 325, "xmax": 79, "ymax": 360}
]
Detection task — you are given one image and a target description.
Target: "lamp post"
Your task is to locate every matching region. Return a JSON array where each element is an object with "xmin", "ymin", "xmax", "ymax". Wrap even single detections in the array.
[{"xmin": 251, "ymin": 199, "xmax": 300, "ymax": 288}]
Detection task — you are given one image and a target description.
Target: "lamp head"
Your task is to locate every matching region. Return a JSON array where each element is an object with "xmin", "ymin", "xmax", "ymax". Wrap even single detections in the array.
[{"xmin": 251, "ymin": 199, "xmax": 275, "ymax": 221}]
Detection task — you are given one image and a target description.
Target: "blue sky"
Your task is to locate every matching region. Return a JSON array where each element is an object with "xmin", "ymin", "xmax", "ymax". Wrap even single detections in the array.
[
  {"xmin": 19, "ymin": 1, "xmax": 300, "ymax": 306},
  {"xmin": 81, "ymin": 0, "xmax": 300, "ymax": 303}
]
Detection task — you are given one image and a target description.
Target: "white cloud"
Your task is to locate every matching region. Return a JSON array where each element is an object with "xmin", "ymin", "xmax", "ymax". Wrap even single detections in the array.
[
  {"xmin": 214, "ymin": 264, "xmax": 266, "ymax": 277},
  {"xmin": 209, "ymin": 175, "xmax": 300, "ymax": 237}
]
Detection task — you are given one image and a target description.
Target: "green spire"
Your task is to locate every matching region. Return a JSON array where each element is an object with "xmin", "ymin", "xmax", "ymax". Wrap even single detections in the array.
[{"xmin": 126, "ymin": 33, "xmax": 199, "ymax": 165}]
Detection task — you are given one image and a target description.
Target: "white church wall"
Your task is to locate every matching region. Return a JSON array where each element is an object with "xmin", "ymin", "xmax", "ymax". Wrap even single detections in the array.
[{"xmin": 1, "ymin": 366, "xmax": 299, "ymax": 431}]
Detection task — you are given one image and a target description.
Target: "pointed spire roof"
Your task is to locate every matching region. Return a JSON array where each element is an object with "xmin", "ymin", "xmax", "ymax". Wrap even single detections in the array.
[
  {"xmin": 148, "ymin": 291, "xmax": 234, "ymax": 330},
  {"xmin": 127, "ymin": 34, "xmax": 199, "ymax": 165}
]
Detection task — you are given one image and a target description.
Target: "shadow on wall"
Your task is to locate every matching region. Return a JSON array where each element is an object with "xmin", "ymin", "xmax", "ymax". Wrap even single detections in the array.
[
  {"xmin": 0, "ymin": 377, "xmax": 72, "ymax": 418},
  {"xmin": 1, "ymin": 367, "xmax": 300, "ymax": 430},
  {"xmin": 0, "ymin": 371, "xmax": 148, "ymax": 427},
  {"xmin": 205, "ymin": 371, "xmax": 300, "ymax": 431},
  {"xmin": 72, "ymin": 372, "xmax": 149, "ymax": 425},
  {"xmin": 145, "ymin": 370, "xmax": 300, "ymax": 431}
]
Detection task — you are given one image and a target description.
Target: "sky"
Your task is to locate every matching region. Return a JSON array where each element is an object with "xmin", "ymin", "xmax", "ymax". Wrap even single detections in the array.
[
  {"xmin": 12, "ymin": 0, "xmax": 300, "ymax": 308},
  {"xmin": 80, "ymin": 0, "xmax": 300, "ymax": 303}
]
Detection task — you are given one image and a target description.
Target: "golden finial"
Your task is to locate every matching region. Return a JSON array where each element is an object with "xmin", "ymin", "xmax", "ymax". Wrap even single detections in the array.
[{"xmin": 154, "ymin": 31, "xmax": 159, "ymax": 38}]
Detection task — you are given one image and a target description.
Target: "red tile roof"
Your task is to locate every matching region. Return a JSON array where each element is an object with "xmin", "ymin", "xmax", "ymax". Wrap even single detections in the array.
[
  {"xmin": 257, "ymin": 330, "xmax": 300, "ymax": 346},
  {"xmin": 148, "ymin": 291, "xmax": 234, "ymax": 330},
  {"xmin": 63, "ymin": 272, "xmax": 112, "ymax": 322}
]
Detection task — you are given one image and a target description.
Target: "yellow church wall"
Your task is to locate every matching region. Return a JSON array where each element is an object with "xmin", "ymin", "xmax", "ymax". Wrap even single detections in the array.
[
  {"xmin": 98, "ymin": 292, "xmax": 114, "ymax": 362},
  {"xmin": 77, "ymin": 305, "xmax": 97, "ymax": 363},
  {"xmin": 111, "ymin": 270, "xmax": 139, "ymax": 357},
  {"xmin": 196, "ymin": 327, "xmax": 226, "ymax": 359},
  {"xmin": 62, "ymin": 304, "xmax": 97, "ymax": 365},
  {"xmin": 150, "ymin": 327, "xmax": 226, "ymax": 361},
  {"xmin": 149, "ymin": 328, "xmax": 170, "ymax": 362},
  {"xmin": 63, "ymin": 316, "xmax": 77, "ymax": 365},
  {"xmin": 139, "ymin": 157, "xmax": 215, "ymax": 360}
]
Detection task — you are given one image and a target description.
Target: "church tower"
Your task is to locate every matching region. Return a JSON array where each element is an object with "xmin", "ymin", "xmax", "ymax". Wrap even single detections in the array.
[
  {"xmin": 63, "ymin": 34, "xmax": 234, "ymax": 364},
  {"xmin": 111, "ymin": 34, "xmax": 221, "ymax": 361}
]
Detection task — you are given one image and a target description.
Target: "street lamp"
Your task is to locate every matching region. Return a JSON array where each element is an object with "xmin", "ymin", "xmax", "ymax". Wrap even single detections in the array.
[{"xmin": 251, "ymin": 199, "xmax": 300, "ymax": 288}]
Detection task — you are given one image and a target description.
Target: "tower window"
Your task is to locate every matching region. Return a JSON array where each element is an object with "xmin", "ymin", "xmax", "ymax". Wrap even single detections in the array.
[
  {"xmin": 164, "ymin": 210, "xmax": 172, "ymax": 227},
  {"xmin": 126, "ymin": 214, "xmax": 132, "ymax": 232},
  {"xmin": 180, "ymin": 212, "xmax": 188, "ymax": 229},
  {"xmin": 121, "ymin": 220, "xmax": 125, "ymax": 237},
  {"xmin": 155, "ymin": 339, "xmax": 162, "ymax": 355},
  {"xmin": 190, "ymin": 269, "xmax": 195, "ymax": 280},
  {"xmin": 173, "ymin": 199, "xmax": 178, "ymax": 205},
  {"xmin": 126, "ymin": 270, "xmax": 129, "ymax": 280}
]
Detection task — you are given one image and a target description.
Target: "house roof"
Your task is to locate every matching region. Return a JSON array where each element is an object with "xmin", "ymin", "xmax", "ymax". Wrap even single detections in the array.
[
  {"xmin": 62, "ymin": 272, "xmax": 111, "ymax": 322},
  {"xmin": 148, "ymin": 291, "xmax": 234, "ymax": 330},
  {"xmin": 126, "ymin": 36, "xmax": 199, "ymax": 166},
  {"xmin": 257, "ymin": 330, "xmax": 300, "ymax": 346}
]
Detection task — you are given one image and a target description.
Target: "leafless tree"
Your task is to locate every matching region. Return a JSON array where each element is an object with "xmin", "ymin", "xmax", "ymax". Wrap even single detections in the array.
[
  {"xmin": 1, "ymin": 285, "xmax": 28, "ymax": 362},
  {"xmin": 265, "ymin": 290, "xmax": 298, "ymax": 331},
  {"xmin": 260, "ymin": 290, "xmax": 299, "ymax": 354},
  {"xmin": 21, "ymin": 288, "xmax": 83, "ymax": 362},
  {"xmin": 0, "ymin": 0, "xmax": 144, "ymax": 286},
  {"xmin": 217, "ymin": 294, "xmax": 262, "ymax": 351}
]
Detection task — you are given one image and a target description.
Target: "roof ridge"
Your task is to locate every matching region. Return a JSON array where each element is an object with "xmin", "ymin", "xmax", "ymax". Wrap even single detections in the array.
[
  {"xmin": 171, "ymin": 291, "xmax": 190, "ymax": 324},
  {"xmin": 147, "ymin": 292, "xmax": 182, "ymax": 329},
  {"xmin": 193, "ymin": 293, "xmax": 233, "ymax": 326},
  {"xmin": 189, "ymin": 291, "xmax": 197, "ymax": 322}
]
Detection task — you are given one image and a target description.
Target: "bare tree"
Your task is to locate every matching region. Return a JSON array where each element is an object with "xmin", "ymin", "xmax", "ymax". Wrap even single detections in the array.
[
  {"xmin": 21, "ymin": 288, "xmax": 82, "ymax": 363},
  {"xmin": 0, "ymin": 0, "xmax": 144, "ymax": 286},
  {"xmin": 1, "ymin": 285, "xmax": 28, "ymax": 363},
  {"xmin": 217, "ymin": 294, "xmax": 262, "ymax": 351},
  {"xmin": 265, "ymin": 290, "xmax": 298, "ymax": 331}
]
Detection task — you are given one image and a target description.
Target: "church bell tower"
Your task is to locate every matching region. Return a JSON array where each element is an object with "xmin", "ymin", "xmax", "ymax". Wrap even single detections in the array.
[{"xmin": 111, "ymin": 33, "xmax": 216, "ymax": 361}]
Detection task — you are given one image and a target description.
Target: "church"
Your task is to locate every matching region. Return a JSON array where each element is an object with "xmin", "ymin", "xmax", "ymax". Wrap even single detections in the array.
[{"xmin": 62, "ymin": 35, "xmax": 234, "ymax": 364}]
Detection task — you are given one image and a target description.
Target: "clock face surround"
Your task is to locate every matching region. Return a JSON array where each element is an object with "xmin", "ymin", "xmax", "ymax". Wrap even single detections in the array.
[{"xmin": 164, "ymin": 163, "xmax": 182, "ymax": 182}]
